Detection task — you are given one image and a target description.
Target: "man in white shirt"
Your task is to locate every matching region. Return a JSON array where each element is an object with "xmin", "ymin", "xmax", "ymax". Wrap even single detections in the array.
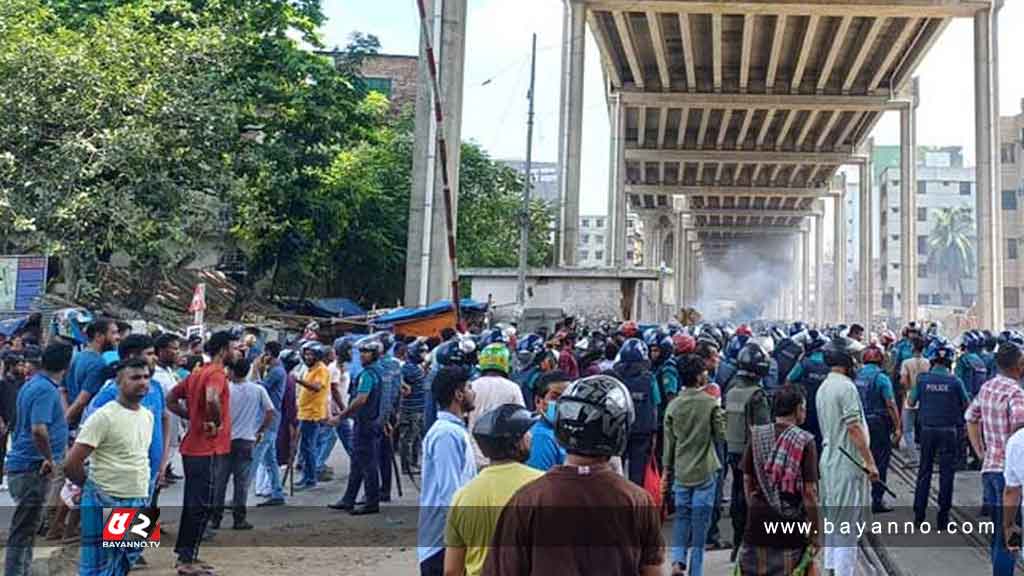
[
  {"xmin": 152, "ymin": 333, "xmax": 182, "ymax": 483},
  {"xmin": 467, "ymin": 344, "xmax": 524, "ymax": 468}
]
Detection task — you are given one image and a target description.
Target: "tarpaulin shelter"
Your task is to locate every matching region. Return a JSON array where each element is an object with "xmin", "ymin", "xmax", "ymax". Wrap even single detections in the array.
[{"xmin": 373, "ymin": 299, "xmax": 488, "ymax": 338}]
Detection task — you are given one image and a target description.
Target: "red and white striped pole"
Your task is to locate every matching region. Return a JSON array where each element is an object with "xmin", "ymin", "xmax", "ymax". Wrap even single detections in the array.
[{"xmin": 415, "ymin": 0, "xmax": 463, "ymax": 329}]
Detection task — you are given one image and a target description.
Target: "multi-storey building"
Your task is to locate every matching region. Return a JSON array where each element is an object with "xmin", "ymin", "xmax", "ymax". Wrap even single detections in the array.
[
  {"xmin": 1000, "ymin": 100, "xmax": 1024, "ymax": 325},
  {"xmin": 577, "ymin": 213, "xmax": 642, "ymax": 268},
  {"xmin": 878, "ymin": 148, "xmax": 976, "ymax": 321}
]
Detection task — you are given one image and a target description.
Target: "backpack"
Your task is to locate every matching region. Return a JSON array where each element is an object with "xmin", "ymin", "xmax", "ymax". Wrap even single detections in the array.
[{"xmin": 964, "ymin": 355, "xmax": 988, "ymax": 398}]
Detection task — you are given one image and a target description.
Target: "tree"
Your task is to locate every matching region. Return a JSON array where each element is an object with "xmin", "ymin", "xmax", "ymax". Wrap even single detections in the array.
[
  {"xmin": 457, "ymin": 144, "xmax": 554, "ymax": 269},
  {"xmin": 928, "ymin": 206, "xmax": 976, "ymax": 306},
  {"xmin": 0, "ymin": 0, "xmax": 243, "ymax": 299}
]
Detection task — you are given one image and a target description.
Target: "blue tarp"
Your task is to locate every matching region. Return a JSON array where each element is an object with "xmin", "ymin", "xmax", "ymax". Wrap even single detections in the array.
[
  {"xmin": 0, "ymin": 316, "xmax": 28, "ymax": 338},
  {"xmin": 374, "ymin": 298, "xmax": 487, "ymax": 326},
  {"xmin": 303, "ymin": 298, "xmax": 365, "ymax": 318}
]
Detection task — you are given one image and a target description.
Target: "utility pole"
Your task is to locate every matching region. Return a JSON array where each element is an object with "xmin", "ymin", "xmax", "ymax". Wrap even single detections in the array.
[{"xmin": 517, "ymin": 34, "xmax": 538, "ymax": 307}]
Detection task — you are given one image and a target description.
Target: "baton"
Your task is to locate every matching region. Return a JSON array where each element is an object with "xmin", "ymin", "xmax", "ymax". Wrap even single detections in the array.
[
  {"xmin": 838, "ymin": 445, "xmax": 898, "ymax": 499},
  {"xmin": 387, "ymin": 428, "xmax": 403, "ymax": 498}
]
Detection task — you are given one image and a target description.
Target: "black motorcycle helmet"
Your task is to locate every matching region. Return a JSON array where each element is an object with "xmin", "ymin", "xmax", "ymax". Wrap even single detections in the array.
[
  {"xmin": 555, "ymin": 375, "xmax": 635, "ymax": 458},
  {"xmin": 472, "ymin": 404, "xmax": 539, "ymax": 461},
  {"xmin": 804, "ymin": 329, "xmax": 829, "ymax": 353},
  {"xmin": 736, "ymin": 341, "xmax": 771, "ymax": 378},
  {"xmin": 823, "ymin": 337, "xmax": 856, "ymax": 371}
]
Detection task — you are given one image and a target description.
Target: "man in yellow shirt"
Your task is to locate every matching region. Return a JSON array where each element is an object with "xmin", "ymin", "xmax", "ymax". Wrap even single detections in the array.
[
  {"xmin": 445, "ymin": 404, "xmax": 541, "ymax": 576},
  {"xmin": 296, "ymin": 342, "xmax": 329, "ymax": 489}
]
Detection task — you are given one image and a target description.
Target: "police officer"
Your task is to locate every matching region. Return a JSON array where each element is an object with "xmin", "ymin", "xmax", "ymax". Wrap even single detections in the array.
[
  {"xmin": 331, "ymin": 340, "xmax": 385, "ymax": 515},
  {"xmin": 611, "ymin": 338, "xmax": 660, "ymax": 487},
  {"xmin": 786, "ymin": 330, "xmax": 831, "ymax": 452},
  {"xmin": 956, "ymin": 331, "xmax": 989, "ymax": 398},
  {"xmin": 909, "ymin": 342, "xmax": 969, "ymax": 528},
  {"xmin": 854, "ymin": 345, "xmax": 901, "ymax": 513},
  {"xmin": 717, "ymin": 327, "xmax": 751, "ymax": 395},
  {"xmin": 892, "ymin": 322, "xmax": 922, "ymax": 382},
  {"xmin": 773, "ymin": 325, "xmax": 806, "ymax": 389},
  {"xmin": 511, "ymin": 334, "xmax": 555, "ymax": 410},
  {"xmin": 724, "ymin": 341, "xmax": 772, "ymax": 558},
  {"xmin": 649, "ymin": 334, "xmax": 679, "ymax": 475}
]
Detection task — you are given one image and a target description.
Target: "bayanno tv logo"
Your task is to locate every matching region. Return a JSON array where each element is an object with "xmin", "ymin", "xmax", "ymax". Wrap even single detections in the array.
[{"xmin": 102, "ymin": 508, "xmax": 161, "ymax": 549}]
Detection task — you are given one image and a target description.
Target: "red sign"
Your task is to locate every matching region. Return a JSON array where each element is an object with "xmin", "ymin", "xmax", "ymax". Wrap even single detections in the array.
[{"xmin": 102, "ymin": 508, "xmax": 161, "ymax": 548}]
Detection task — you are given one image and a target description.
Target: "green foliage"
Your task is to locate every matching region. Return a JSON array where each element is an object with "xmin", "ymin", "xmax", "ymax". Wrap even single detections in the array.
[
  {"xmin": 928, "ymin": 206, "xmax": 976, "ymax": 306},
  {"xmin": 0, "ymin": 0, "xmax": 555, "ymax": 310},
  {"xmin": 0, "ymin": 0, "xmax": 242, "ymax": 298},
  {"xmin": 457, "ymin": 144, "xmax": 554, "ymax": 269}
]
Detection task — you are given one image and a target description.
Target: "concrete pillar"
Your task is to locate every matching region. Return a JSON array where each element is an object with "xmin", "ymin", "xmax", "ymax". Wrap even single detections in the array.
[
  {"xmin": 610, "ymin": 94, "xmax": 627, "ymax": 269},
  {"xmin": 815, "ymin": 208, "xmax": 825, "ymax": 326},
  {"xmin": 674, "ymin": 215, "xmax": 684, "ymax": 313},
  {"xmin": 557, "ymin": 0, "xmax": 586, "ymax": 267},
  {"xmin": 900, "ymin": 101, "xmax": 918, "ymax": 325},
  {"xmin": 859, "ymin": 161, "xmax": 873, "ymax": 329},
  {"xmin": 802, "ymin": 228, "xmax": 811, "ymax": 321},
  {"xmin": 834, "ymin": 191, "xmax": 847, "ymax": 324},
  {"xmin": 975, "ymin": 7, "xmax": 1003, "ymax": 329},
  {"xmin": 683, "ymin": 237, "xmax": 692, "ymax": 305},
  {"xmin": 405, "ymin": 0, "xmax": 468, "ymax": 307}
]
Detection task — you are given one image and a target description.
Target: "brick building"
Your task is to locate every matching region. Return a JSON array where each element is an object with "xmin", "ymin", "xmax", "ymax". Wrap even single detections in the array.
[{"xmin": 324, "ymin": 52, "xmax": 419, "ymax": 115}]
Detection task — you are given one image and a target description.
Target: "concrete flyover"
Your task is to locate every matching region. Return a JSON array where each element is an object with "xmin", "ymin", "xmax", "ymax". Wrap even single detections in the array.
[{"xmin": 556, "ymin": 0, "xmax": 1000, "ymax": 326}]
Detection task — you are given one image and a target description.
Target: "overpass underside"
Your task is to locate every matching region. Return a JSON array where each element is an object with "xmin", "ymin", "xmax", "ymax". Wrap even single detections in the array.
[{"xmin": 555, "ymin": 0, "xmax": 1002, "ymax": 327}]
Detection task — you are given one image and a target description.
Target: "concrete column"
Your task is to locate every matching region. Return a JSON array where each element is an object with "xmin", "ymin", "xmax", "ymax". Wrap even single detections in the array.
[
  {"xmin": 975, "ymin": 7, "xmax": 1003, "ymax": 329},
  {"xmin": 404, "ymin": 0, "xmax": 468, "ymax": 307},
  {"xmin": 683, "ymin": 237, "xmax": 692, "ymax": 305},
  {"xmin": 557, "ymin": 0, "xmax": 586, "ymax": 267},
  {"xmin": 859, "ymin": 161, "xmax": 873, "ymax": 329},
  {"xmin": 610, "ymin": 94, "xmax": 627, "ymax": 269},
  {"xmin": 834, "ymin": 192, "xmax": 847, "ymax": 324},
  {"xmin": 674, "ymin": 215, "xmax": 684, "ymax": 312},
  {"xmin": 802, "ymin": 228, "xmax": 811, "ymax": 321},
  {"xmin": 900, "ymin": 102, "xmax": 918, "ymax": 325},
  {"xmin": 790, "ymin": 237, "xmax": 799, "ymax": 321},
  {"xmin": 815, "ymin": 208, "xmax": 825, "ymax": 326}
]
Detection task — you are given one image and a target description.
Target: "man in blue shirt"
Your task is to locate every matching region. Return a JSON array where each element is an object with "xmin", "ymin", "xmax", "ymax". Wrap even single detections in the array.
[
  {"xmin": 64, "ymin": 317, "xmax": 120, "ymax": 431},
  {"xmin": 4, "ymin": 342, "xmax": 72, "ymax": 576},
  {"xmin": 253, "ymin": 341, "xmax": 287, "ymax": 506},
  {"xmin": 416, "ymin": 365, "xmax": 477, "ymax": 576},
  {"xmin": 83, "ymin": 334, "xmax": 169, "ymax": 491},
  {"xmin": 526, "ymin": 370, "xmax": 569, "ymax": 471}
]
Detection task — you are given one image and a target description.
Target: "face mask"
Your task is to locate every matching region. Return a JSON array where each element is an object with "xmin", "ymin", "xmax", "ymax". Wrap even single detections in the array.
[{"xmin": 545, "ymin": 402, "xmax": 557, "ymax": 423}]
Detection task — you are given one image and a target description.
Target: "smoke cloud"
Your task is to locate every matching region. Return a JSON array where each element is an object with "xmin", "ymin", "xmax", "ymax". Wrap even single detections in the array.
[{"xmin": 695, "ymin": 236, "xmax": 798, "ymax": 323}]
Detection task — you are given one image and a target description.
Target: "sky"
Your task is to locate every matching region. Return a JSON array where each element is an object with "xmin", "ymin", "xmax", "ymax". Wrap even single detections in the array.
[{"xmin": 323, "ymin": 1, "xmax": 1024, "ymax": 215}]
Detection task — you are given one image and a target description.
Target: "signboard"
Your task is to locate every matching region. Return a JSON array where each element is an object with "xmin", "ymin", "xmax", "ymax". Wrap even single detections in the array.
[
  {"xmin": 0, "ymin": 256, "xmax": 47, "ymax": 312},
  {"xmin": 924, "ymin": 152, "xmax": 951, "ymax": 168},
  {"xmin": 185, "ymin": 325, "xmax": 204, "ymax": 341},
  {"xmin": 188, "ymin": 283, "xmax": 207, "ymax": 313}
]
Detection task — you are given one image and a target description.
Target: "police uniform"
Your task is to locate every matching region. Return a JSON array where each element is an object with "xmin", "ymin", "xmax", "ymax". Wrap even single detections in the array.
[
  {"xmin": 724, "ymin": 372, "xmax": 771, "ymax": 552},
  {"xmin": 787, "ymin": 350, "xmax": 830, "ymax": 453},
  {"xmin": 854, "ymin": 363, "xmax": 896, "ymax": 508},
  {"xmin": 338, "ymin": 359, "xmax": 384, "ymax": 508},
  {"xmin": 614, "ymin": 363, "xmax": 660, "ymax": 487},
  {"xmin": 910, "ymin": 365, "xmax": 969, "ymax": 526}
]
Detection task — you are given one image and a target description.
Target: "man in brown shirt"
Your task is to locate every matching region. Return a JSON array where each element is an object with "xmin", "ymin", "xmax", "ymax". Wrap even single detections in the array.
[{"xmin": 482, "ymin": 375, "xmax": 664, "ymax": 576}]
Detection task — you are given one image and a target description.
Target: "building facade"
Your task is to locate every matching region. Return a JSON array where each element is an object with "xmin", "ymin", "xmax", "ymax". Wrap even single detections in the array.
[
  {"xmin": 498, "ymin": 160, "xmax": 560, "ymax": 206},
  {"xmin": 324, "ymin": 53, "xmax": 419, "ymax": 114},
  {"xmin": 577, "ymin": 213, "xmax": 642, "ymax": 268},
  {"xmin": 1001, "ymin": 100, "xmax": 1024, "ymax": 325},
  {"xmin": 879, "ymin": 149, "xmax": 977, "ymax": 321}
]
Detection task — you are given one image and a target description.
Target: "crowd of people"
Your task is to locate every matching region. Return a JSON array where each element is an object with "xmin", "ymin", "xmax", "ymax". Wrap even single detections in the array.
[{"xmin": 2, "ymin": 311, "xmax": 1024, "ymax": 576}]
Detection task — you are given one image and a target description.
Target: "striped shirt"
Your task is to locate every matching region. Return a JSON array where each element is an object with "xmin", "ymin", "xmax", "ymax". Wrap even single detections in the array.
[{"xmin": 965, "ymin": 375, "xmax": 1024, "ymax": 473}]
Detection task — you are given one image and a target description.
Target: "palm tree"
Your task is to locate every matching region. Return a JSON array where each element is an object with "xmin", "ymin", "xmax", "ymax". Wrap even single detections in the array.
[{"xmin": 927, "ymin": 206, "xmax": 976, "ymax": 306}]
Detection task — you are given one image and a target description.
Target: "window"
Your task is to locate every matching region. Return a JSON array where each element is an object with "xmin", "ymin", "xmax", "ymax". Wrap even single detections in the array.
[
  {"xmin": 960, "ymin": 181, "xmax": 972, "ymax": 196},
  {"xmin": 882, "ymin": 293, "xmax": 894, "ymax": 309},
  {"xmin": 1003, "ymin": 190, "xmax": 1018, "ymax": 210},
  {"xmin": 581, "ymin": 218, "xmax": 590, "ymax": 229},
  {"xmin": 1010, "ymin": 238, "xmax": 1019, "ymax": 260},
  {"xmin": 891, "ymin": 235, "xmax": 899, "ymax": 242},
  {"xmin": 595, "ymin": 235, "xmax": 604, "ymax": 244},
  {"xmin": 917, "ymin": 235, "xmax": 928, "ymax": 256},
  {"xmin": 596, "ymin": 218, "xmax": 605, "ymax": 228},
  {"xmin": 918, "ymin": 293, "xmax": 931, "ymax": 305},
  {"xmin": 581, "ymin": 234, "xmax": 590, "ymax": 243},
  {"xmin": 917, "ymin": 180, "xmax": 927, "ymax": 194},
  {"xmin": 595, "ymin": 250, "xmax": 604, "ymax": 261},
  {"xmin": 580, "ymin": 249, "xmax": 589, "ymax": 261},
  {"xmin": 363, "ymin": 77, "xmax": 392, "ymax": 96},
  {"xmin": 1005, "ymin": 286, "xmax": 1020, "ymax": 309},
  {"xmin": 1002, "ymin": 144, "xmax": 1017, "ymax": 164},
  {"xmin": 891, "ymin": 207, "xmax": 899, "ymax": 214},
  {"xmin": 918, "ymin": 264, "xmax": 928, "ymax": 278},
  {"xmin": 917, "ymin": 207, "xmax": 927, "ymax": 222}
]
